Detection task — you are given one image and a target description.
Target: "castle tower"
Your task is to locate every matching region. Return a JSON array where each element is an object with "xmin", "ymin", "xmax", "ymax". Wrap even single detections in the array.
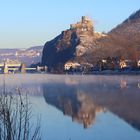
[
  {"xmin": 70, "ymin": 16, "xmax": 94, "ymax": 33},
  {"xmin": 82, "ymin": 16, "xmax": 89, "ymax": 22}
]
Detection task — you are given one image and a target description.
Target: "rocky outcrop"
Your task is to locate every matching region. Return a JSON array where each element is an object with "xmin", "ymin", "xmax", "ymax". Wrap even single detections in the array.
[
  {"xmin": 42, "ymin": 16, "xmax": 106, "ymax": 72},
  {"xmin": 42, "ymin": 30, "xmax": 79, "ymax": 72},
  {"xmin": 42, "ymin": 10, "xmax": 140, "ymax": 72}
]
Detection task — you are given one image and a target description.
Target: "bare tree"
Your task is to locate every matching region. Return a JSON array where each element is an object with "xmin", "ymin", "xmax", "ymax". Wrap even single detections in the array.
[{"xmin": 0, "ymin": 88, "xmax": 41, "ymax": 140}]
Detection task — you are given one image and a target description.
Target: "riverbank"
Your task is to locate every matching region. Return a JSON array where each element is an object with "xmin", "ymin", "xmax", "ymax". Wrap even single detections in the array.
[
  {"xmin": 65, "ymin": 70, "xmax": 140, "ymax": 75},
  {"xmin": 0, "ymin": 69, "xmax": 140, "ymax": 75}
]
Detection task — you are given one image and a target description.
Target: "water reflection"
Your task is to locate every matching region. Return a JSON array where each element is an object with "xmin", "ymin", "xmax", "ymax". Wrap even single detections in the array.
[
  {"xmin": 42, "ymin": 77, "xmax": 140, "ymax": 130},
  {"xmin": 43, "ymin": 84, "xmax": 106, "ymax": 128},
  {"xmin": 120, "ymin": 80, "xmax": 127, "ymax": 88},
  {"xmin": 1, "ymin": 74, "xmax": 140, "ymax": 135}
]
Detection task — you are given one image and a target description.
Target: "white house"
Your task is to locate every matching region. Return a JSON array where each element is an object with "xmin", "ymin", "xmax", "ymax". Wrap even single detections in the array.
[
  {"xmin": 119, "ymin": 60, "xmax": 132, "ymax": 69},
  {"xmin": 64, "ymin": 62, "xmax": 81, "ymax": 70}
]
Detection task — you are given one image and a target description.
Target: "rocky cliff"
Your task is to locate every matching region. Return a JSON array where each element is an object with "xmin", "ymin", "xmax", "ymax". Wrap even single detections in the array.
[
  {"xmin": 42, "ymin": 16, "xmax": 106, "ymax": 72},
  {"xmin": 42, "ymin": 11, "xmax": 140, "ymax": 72}
]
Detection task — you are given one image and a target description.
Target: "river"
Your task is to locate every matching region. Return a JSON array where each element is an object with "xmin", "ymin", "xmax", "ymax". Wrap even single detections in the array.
[{"xmin": 0, "ymin": 74, "xmax": 140, "ymax": 140}]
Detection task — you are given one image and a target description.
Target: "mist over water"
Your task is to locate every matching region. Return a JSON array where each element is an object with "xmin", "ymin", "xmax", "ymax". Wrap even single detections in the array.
[{"xmin": 0, "ymin": 74, "xmax": 140, "ymax": 140}]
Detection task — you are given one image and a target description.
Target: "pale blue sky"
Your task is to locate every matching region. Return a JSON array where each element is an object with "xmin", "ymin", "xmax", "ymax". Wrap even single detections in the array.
[{"xmin": 0, "ymin": 0, "xmax": 140, "ymax": 48}]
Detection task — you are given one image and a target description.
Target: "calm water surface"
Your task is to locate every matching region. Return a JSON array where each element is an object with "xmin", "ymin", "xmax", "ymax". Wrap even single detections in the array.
[{"xmin": 0, "ymin": 74, "xmax": 140, "ymax": 140}]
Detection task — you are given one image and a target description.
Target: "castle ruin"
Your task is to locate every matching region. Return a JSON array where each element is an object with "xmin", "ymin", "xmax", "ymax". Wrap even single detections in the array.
[{"xmin": 70, "ymin": 16, "xmax": 94, "ymax": 32}]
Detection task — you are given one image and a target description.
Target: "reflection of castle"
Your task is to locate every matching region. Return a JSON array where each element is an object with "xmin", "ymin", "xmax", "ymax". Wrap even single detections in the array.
[
  {"xmin": 72, "ymin": 92, "xmax": 104, "ymax": 128},
  {"xmin": 43, "ymin": 83, "xmax": 105, "ymax": 129},
  {"xmin": 42, "ymin": 79, "xmax": 140, "ymax": 131},
  {"xmin": 58, "ymin": 92, "xmax": 104, "ymax": 128}
]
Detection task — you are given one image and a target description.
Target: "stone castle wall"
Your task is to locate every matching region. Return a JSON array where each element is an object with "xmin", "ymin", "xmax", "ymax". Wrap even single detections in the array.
[{"xmin": 70, "ymin": 16, "xmax": 94, "ymax": 32}]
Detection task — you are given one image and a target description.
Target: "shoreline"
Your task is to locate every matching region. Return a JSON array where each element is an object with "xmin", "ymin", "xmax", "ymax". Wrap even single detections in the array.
[{"xmin": 0, "ymin": 70, "xmax": 140, "ymax": 75}]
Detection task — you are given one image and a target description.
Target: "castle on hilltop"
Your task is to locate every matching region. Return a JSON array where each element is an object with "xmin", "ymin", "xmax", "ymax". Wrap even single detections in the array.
[{"xmin": 70, "ymin": 16, "xmax": 94, "ymax": 32}]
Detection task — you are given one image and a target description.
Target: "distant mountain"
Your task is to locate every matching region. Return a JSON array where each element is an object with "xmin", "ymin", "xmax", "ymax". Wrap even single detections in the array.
[
  {"xmin": 0, "ymin": 46, "xmax": 43, "ymax": 66},
  {"xmin": 0, "ymin": 48, "xmax": 19, "ymax": 53},
  {"xmin": 26, "ymin": 46, "xmax": 43, "ymax": 51}
]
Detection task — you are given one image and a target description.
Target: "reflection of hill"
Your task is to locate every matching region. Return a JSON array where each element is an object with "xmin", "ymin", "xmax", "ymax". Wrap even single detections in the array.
[
  {"xmin": 89, "ymin": 87, "xmax": 140, "ymax": 131},
  {"xmin": 43, "ymin": 80, "xmax": 140, "ymax": 130}
]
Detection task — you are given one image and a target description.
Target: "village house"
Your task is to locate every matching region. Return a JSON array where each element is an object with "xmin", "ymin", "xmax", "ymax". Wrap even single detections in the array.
[
  {"xmin": 119, "ymin": 60, "xmax": 133, "ymax": 69},
  {"xmin": 64, "ymin": 61, "xmax": 81, "ymax": 71}
]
